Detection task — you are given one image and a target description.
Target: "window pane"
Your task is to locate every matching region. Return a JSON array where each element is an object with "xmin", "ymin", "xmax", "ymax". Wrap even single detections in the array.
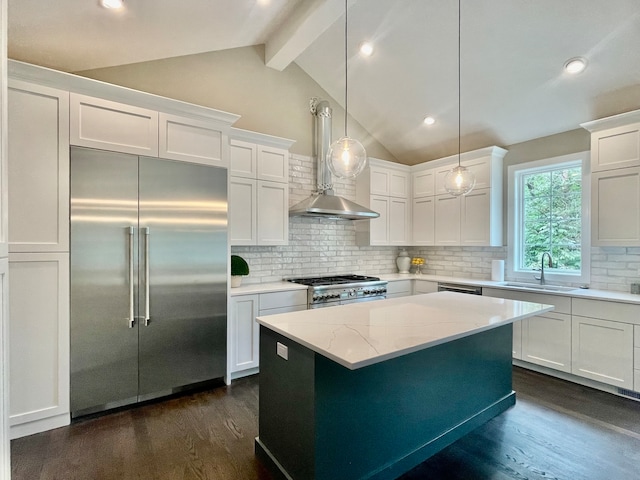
[
  {"xmin": 523, "ymin": 172, "xmax": 551, "ymax": 198},
  {"xmin": 518, "ymin": 161, "xmax": 582, "ymax": 274}
]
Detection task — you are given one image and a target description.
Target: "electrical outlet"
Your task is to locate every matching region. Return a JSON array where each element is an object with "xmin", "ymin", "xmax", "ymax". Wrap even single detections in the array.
[{"xmin": 277, "ymin": 342, "xmax": 288, "ymax": 360}]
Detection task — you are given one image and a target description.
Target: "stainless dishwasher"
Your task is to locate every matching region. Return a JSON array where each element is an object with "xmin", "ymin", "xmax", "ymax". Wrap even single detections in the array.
[{"xmin": 437, "ymin": 282, "xmax": 483, "ymax": 295}]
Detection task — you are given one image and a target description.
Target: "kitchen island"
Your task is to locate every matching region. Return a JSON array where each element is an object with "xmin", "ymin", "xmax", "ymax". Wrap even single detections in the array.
[{"xmin": 255, "ymin": 292, "xmax": 553, "ymax": 480}]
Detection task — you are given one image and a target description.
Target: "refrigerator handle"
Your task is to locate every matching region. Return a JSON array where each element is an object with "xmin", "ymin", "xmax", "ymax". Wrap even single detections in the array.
[
  {"xmin": 127, "ymin": 226, "xmax": 135, "ymax": 328},
  {"xmin": 144, "ymin": 227, "xmax": 151, "ymax": 326}
]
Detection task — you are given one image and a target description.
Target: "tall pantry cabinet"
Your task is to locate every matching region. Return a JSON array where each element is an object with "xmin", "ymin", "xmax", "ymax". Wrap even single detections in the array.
[{"xmin": 7, "ymin": 80, "xmax": 70, "ymax": 438}]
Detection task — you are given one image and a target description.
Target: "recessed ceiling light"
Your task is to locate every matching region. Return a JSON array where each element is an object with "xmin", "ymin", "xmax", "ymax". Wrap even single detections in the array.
[
  {"xmin": 423, "ymin": 116, "xmax": 436, "ymax": 126},
  {"xmin": 359, "ymin": 42, "xmax": 374, "ymax": 57},
  {"xmin": 100, "ymin": 0, "xmax": 124, "ymax": 9},
  {"xmin": 564, "ymin": 57, "xmax": 587, "ymax": 75}
]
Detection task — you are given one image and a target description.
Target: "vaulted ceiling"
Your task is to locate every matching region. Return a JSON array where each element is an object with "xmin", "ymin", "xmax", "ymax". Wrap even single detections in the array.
[{"xmin": 8, "ymin": 0, "xmax": 640, "ymax": 164}]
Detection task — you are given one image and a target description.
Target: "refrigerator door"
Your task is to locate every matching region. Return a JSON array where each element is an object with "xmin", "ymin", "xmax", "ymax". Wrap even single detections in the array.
[
  {"xmin": 70, "ymin": 147, "xmax": 140, "ymax": 415},
  {"xmin": 137, "ymin": 157, "xmax": 227, "ymax": 399}
]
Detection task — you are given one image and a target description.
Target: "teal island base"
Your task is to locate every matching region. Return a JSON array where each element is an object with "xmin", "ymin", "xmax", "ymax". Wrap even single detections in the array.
[{"xmin": 255, "ymin": 323, "xmax": 515, "ymax": 480}]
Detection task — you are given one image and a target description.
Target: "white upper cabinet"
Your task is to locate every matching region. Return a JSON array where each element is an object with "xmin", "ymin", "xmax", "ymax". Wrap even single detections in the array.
[
  {"xmin": 228, "ymin": 128, "xmax": 295, "ymax": 246},
  {"xmin": 581, "ymin": 111, "xmax": 640, "ymax": 172},
  {"xmin": 70, "ymin": 93, "xmax": 159, "ymax": 156},
  {"xmin": 583, "ymin": 110, "xmax": 640, "ymax": 246},
  {"xmin": 356, "ymin": 159, "xmax": 411, "ymax": 246},
  {"xmin": 158, "ymin": 113, "xmax": 225, "ymax": 167},
  {"xmin": 412, "ymin": 196, "xmax": 435, "ymax": 245},
  {"xmin": 229, "ymin": 139, "xmax": 257, "ymax": 178},
  {"xmin": 426, "ymin": 146, "xmax": 506, "ymax": 247},
  {"xmin": 412, "ymin": 168, "xmax": 435, "ymax": 198},
  {"xmin": 8, "ymin": 81, "xmax": 70, "ymax": 253},
  {"xmin": 257, "ymin": 145, "xmax": 289, "ymax": 183}
]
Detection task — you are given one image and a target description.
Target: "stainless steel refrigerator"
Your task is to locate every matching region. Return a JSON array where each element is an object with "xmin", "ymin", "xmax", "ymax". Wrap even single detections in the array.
[{"xmin": 70, "ymin": 147, "xmax": 227, "ymax": 417}]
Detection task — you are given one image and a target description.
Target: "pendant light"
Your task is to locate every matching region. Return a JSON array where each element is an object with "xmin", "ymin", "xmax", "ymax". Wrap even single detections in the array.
[
  {"xmin": 327, "ymin": 0, "xmax": 367, "ymax": 179},
  {"xmin": 444, "ymin": 0, "xmax": 476, "ymax": 196}
]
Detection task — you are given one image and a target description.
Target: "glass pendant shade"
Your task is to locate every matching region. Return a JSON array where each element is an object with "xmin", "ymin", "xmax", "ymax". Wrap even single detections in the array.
[
  {"xmin": 444, "ymin": 165, "xmax": 476, "ymax": 196},
  {"xmin": 327, "ymin": 135, "xmax": 367, "ymax": 179}
]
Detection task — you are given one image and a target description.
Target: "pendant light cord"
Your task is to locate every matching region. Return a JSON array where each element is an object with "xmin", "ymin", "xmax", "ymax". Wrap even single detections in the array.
[
  {"xmin": 457, "ymin": 0, "xmax": 461, "ymax": 168},
  {"xmin": 344, "ymin": 0, "xmax": 348, "ymax": 138}
]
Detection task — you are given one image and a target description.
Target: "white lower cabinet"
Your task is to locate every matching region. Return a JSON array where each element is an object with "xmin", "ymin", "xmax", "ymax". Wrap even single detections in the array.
[
  {"xmin": 635, "ymin": 326, "xmax": 640, "ymax": 391},
  {"xmin": 571, "ymin": 298, "xmax": 636, "ymax": 389},
  {"xmin": 386, "ymin": 280, "xmax": 412, "ymax": 299},
  {"xmin": 229, "ymin": 294, "xmax": 260, "ymax": 375},
  {"xmin": 412, "ymin": 280, "xmax": 438, "ymax": 295},
  {"xmin": 482, "ymin": 288, "xmax": 571, "ymax": 371},
  {"xmin": 229, "ymin": 289, "xmax": 306, "ymax": 380},
  {"xmin": 9, "ymin": 253, "xmax": 70, "ymax": 438}
]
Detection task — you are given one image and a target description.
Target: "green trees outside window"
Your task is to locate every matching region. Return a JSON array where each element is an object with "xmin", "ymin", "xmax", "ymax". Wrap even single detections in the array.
[{"xmin": 521, "ymin": 165, "xmax": 582, "ymax": 271}]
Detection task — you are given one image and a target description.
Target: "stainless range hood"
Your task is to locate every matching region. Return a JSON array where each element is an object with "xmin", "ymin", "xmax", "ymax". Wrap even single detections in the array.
[{"xmin": 289, "ymin": 100, "xmax": 379, "ymax": 220}]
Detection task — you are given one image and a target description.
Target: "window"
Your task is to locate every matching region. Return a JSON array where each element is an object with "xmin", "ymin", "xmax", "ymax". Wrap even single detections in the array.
[{"xmin": 507, "ymin": 152, "xmax": 590, "ymax": 284}]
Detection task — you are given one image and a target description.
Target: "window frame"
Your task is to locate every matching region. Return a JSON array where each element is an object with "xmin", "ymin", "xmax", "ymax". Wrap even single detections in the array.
[{"xmin": 507, "ymin": 151, "xmax": 590, "ymax": 285}]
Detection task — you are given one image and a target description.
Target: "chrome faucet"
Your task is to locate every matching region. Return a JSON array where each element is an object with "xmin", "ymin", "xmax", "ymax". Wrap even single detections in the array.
[{"xmin": 534, "ymin": 252, "xmax": 553, "ymax": 285}]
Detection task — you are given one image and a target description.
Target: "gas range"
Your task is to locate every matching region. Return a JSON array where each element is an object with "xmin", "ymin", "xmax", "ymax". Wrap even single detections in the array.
[{"xmin": 287, "ymin": 274, "xmax": 388, "ymax": 309}]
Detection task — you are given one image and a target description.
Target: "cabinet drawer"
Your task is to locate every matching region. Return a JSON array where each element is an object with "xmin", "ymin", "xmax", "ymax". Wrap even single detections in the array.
[
  {"xmin": 482, "ymin": 288, "xmax": 570, "ymax": 314},
  {"xmin": 70, "ymin": 93, "xmax": 158, "ymax": 156},
  {"xmin": 259, "ymin": 290, "xmax": 307, "ymax": 310},
  {"xmin": 572, "ymin": 298, "xmax": 640, "ymax": 324},
  {"xmin": 260, "ymin": 304, "xmax": 307, "ymax": 316}
]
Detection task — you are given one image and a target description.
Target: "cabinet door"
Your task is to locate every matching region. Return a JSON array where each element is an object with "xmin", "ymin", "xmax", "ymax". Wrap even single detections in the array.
[
  {"xmin": 386, "ymin": 280, "xmax": 412, "ymax": 298},
  {"xmin": 369, "ymin": 167, "xmax": 390, "ymax": 195},
  {"xmin": 229, "ymin": 295, "xmax": 259, "ymax": 373},
  {"xmin": 434, "ymin": 194, "xmax": 460, "ymax": 245},
  {"xmin": 369, "ymin": 196, "xmax": 389, "ymax": 245},
  {"xmin": 434, "ymin": 161, "xmax": 457, "ymax": 195},
  {"xmin": 413, "ymin": 280, "xmax": 438, "ymax": 294},
  {"xmin": 388, "ymin": 171, "xmax": 409, "ymax": 198},
  {"xmin": 229, "ymin": 177, "xmax": 257, "ymax": 245},
  {"xmin": 512, "ymin": 321, "xmax": 523, "ymax": 360},
  {"xmin": 591, "ymin": 122, "xmax": 640, "ymax": 172},
  {"xmin": 257, "ymin": 180, "xmax": 289, "ymax": 245},
  {"xmin": 229, "ymin": 139, "xmax": 257, "ymax": 178},
  {"xmin": 461, "ymin": 155, "xmax": 492, "ymax": 190},
  {"xmin": 412, "ymin": 197, "xmax": 435, "ymax": 245},
  {"xmin": 572, "ymin": 316, "xmax": 634, "ymax": 388},
  {"xmin": 521, "ymin": 313, "xmax": 572, "ymax": 373},
  {"xmin": 257, "ymin": 146, "xmax": 288, "ymax": 183},
  {"xmin": 412, "ymin": 169, "xmax": 435, "ymax": 197},
  {"xmin": 8, "ymin": 82, "xmax": 69, "ymax": 253},
  {"xmin": 461, "ymin": 188, "xmax": 491, "ymax": 246},
  {"xmin": 389, "ymin": 198, "xmax": 410, "ymax": 245},
  {"xmin": 158, "ymin": 113, "xmax": 224, "ymax": 167},
  {"xmin": 591, "ymin": 167, "xmax": 640, "ymax": 246},
  {"xmin": 9, "ymin": 253, "xmax": 70, "ymax": 438},
  {"xmin": 70, "ymin": 93, "xmax": 159, "ymax": 156}
]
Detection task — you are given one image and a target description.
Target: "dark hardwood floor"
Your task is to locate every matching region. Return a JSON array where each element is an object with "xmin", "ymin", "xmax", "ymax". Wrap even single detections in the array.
[{"xmin": 12, "ymin": 367, "xmax": 640, "ymax": 480}]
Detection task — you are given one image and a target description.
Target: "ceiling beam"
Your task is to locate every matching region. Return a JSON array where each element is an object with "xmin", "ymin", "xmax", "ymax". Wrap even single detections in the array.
[{"xmin": 265, "ymin": 0, "xmax": 357, "ymax": 71}]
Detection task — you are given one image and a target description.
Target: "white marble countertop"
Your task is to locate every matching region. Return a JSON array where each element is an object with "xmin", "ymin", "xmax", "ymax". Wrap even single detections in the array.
[
  {"xmin": 256, "ymin": 291, "xmax": 553, "ymax": 370},
  {"xmin": 232, "ymin": 274, "xmax": 640, "ymax": 305}
]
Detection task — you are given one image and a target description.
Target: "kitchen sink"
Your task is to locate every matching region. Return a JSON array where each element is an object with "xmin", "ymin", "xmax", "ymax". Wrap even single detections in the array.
[{"xmin": 501, "ymin": 282, "xmax": 578, "ymax": 292}]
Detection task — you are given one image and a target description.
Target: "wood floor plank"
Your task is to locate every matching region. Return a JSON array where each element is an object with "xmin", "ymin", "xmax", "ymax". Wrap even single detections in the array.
[{"xmin": 11, "ymin": 367, "xmax": 640, "ymax": 480}]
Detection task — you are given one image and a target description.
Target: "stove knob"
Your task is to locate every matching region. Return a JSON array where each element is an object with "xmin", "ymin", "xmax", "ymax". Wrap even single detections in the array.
[{"xmin": 332, "ymin": 293, "xmax": 340, "ymax": 299}]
